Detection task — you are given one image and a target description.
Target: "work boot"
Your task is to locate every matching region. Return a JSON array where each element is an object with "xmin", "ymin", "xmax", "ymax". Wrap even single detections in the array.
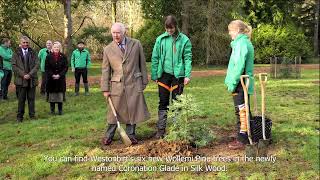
[
  {"xmin": 74, "ymin": 83, "xmax": 80, "ymax": 96},
  {"xmin": 155, "ymin": 110, "xmax": 167, "ymax": 139},
  {"xmin": 126, "ymin": 124, "xmax": 138, "ymax": 144},
  {"xmin": 84, "ymin": 83, "xmax": 89, "ymax": 96}
]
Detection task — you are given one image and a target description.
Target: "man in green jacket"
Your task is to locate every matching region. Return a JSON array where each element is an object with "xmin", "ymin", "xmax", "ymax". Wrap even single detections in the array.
[
  {"xmin": 151, "ymin": 15, "xmax": 192, "ymax": 139},
  {"xmin": 0, "ymin": 38, "xmax": 13, "ymax": 100},
  {"xmin": 38, "ymin": 40, "xmax": 52, "ymax": 95},
  {"xmin": 71, "ymin": 41, "xmax": 91, "ymax": 96}
]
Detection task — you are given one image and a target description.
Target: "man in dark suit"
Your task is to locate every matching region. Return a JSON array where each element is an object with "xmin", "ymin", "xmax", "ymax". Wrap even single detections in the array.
[{"xmin": 12, "ymin": 36, "xmax": 39, "ymax": 122}]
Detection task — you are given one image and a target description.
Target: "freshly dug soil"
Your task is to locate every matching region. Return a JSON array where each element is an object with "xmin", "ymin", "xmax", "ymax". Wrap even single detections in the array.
[{"xmin": 112, "ymin": 139, "xmax": 195, "ymax": 157}]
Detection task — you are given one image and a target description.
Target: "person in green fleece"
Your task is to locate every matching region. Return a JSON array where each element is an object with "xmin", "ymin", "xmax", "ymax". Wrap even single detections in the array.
[
  {"xmin": 224, "ymin": 20, "xmax": 254, "ymax": 150},
  {"xmin": 0, "ymin": 38, "xmax": 13, "ymax": 100},
  {"xmin": 0, "ymin": 56, "xmax": 3, "ymax": 98},
  {"xmin": 71, "ymin": 41, "xmax": 91, "ymax": 96},
  {"xmin": 38, "ymin": 40, "xmax": 52, "ymax": 95},
  {"xmin": 151, "ymin": 15, "xmax": 192, "ymax": 139}
]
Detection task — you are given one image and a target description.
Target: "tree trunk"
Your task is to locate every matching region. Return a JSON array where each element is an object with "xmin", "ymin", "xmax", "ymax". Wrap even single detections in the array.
[
  {"xmin": 206, "ymin": 0, "xmax": 214, "ymax": 65},
  {"xmin": 63, "ymin": 0, "xmax": 72, "ymax": 59},
  {"xmin": 314, "ymin": 0, "xmax": 319, "ymax": 57},
  {"xmin": 111, "ymin": 0, "xmax": 117, "ymax": 23},
  {"xmin": 181, "ymin": 0, "xmax": 190, "ymax": 35}
]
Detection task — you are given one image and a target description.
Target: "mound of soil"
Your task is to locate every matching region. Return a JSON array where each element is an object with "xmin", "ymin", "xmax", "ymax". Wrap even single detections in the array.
[{"xmin": 112, "ymin": 140, "xmax": 195, "ymax": 157}]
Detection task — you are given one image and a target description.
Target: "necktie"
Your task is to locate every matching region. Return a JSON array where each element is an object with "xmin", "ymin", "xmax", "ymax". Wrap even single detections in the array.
[
  {"xmin": 23, "ymin": 50, "xmax": 27, "ymax": 58},
  {"xmin": 22, "ymin": 50, "xmax": 30, "ymax": 72},
  {"xmin": 119, "ymin": 44, "xmax": 125, "ymax": 54}
]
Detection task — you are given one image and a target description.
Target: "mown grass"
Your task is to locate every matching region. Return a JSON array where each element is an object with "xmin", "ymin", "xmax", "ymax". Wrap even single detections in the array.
[
  {"xmin": 71, "ymin": 62, "xmax": 272, "ymax": 78},
  {"xmin": 0, "ymin": 67, "xmax": 319, "ymax": 179}
]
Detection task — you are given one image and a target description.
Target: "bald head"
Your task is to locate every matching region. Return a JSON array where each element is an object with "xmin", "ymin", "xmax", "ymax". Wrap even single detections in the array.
[{"xmin": 111, "ymin": 22, "xmax": 126, "ymax": 44}]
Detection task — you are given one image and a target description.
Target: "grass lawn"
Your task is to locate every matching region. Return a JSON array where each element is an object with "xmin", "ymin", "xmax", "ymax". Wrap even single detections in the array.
[
  {"xmin": 85, "ymin": 62, "xmax": 271, "ymax": 75},
  {"xmin": 0, "ymin": 67, "xmax": 319, "ymax": 179}
]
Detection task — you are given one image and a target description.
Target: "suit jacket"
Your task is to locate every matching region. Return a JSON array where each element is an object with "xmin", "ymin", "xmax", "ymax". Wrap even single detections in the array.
[
  {"xmin": 101, "ymin": 37, "xmax": 150, "ymax": 124},
  {"xmin": 12, "ymin": 48, "xmax": 39, "ymax": 87}
]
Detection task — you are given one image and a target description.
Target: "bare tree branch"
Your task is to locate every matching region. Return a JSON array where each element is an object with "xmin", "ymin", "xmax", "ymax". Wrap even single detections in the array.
[
  {"xmin": 18, "ymin": 28, "xmax": 42, "ymax": 49},
  {"xmin": 42, "ymin": 0, "xmax": 64, "ymax": 38},
  {"xmin": 71, "ymin": 16, "xmax": 96, "ymax": 37}
]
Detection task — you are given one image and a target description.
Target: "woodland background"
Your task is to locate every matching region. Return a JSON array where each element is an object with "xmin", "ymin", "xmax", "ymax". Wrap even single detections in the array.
[{"xmin": 0, "ymin": 0, "xmax": 319, "ymax": 65}]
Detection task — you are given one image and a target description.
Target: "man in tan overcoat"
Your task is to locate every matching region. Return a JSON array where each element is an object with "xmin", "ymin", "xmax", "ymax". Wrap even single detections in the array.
[{"xmin": 101, "ymin": 22, "xmax": 150, "ymax": 145}]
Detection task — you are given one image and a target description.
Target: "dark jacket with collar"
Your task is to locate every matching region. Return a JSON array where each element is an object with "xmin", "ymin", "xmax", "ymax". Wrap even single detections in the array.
[
  {"xmin": 12, "ymin": 47, "xmax": 40, "ymax": 87},
  {"xmin": 45, "ymin": 52, "xmax": 68, "ymax": 93}
]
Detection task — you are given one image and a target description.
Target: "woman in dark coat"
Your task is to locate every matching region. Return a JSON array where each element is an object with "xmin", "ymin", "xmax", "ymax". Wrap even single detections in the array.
[{"xmin": 45, "ymin": 41, "xmax": 68, "ymax": 115}]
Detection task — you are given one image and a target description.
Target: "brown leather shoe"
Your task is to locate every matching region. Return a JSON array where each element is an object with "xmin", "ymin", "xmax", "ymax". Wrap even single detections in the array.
[
  {"xmin": 228, "ymin": 140, "xmax": 245, "ymax": 150},
  {"xmin": 101, "ymin": 137, "xmax": 112, "ymax": 146},
  {"xmin": 129, "ymin": 137, "xmax": 138, "ymax": 145}
]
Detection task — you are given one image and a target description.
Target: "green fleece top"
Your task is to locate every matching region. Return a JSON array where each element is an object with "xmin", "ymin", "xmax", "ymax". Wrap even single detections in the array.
[
  {"xmin": 0, "ymin": 44, "xmax": 13, "ymax": 70},
  {"xmin": 71, "ymin": 49, "xmax": 91, "ymax": 69},
  {"xmin": 225, "ymin": 34, "xmax": 254, "ymax": 94},
  {"xmin": 151, "ymin": 32, "xmax": 192, "ymax": 80},
  {"xmin": 38, "ymin": 48, "xmax": 50, "ymax": 72},
  {"xmin": 163, "ymin": 35, "xmax": 174, "ymax": 75}
]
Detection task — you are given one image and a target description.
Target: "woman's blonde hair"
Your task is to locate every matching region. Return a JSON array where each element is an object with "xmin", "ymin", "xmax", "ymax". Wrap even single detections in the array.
[
  {"xmin": 228, "ymin": 20, "xmax": 252, "ymax": 39},
  {"xmin": 52, "ymin": 41, "xmax": 62, "ymax": 52}
]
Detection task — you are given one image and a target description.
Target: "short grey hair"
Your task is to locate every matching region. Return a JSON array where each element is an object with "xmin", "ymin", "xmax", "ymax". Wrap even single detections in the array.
[
  {"xmin": 20, "ymin": 36, "xmax": 29, "ymax": 42},
  {"xmin": 46, "ymin": 40, "xmax": 52, "ymax": 44},
  {"xmin": 111, "ymin": 22, "xmax": 126, "ymax": 35}
]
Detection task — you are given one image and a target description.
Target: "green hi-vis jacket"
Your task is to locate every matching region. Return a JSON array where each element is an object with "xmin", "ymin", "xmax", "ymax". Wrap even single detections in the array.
[
  {"xmin": 38, "ymin": 48, "xmax": 50, "ymax": 72},
  {"xmin": 225, "ymin": 34, "xmax": 254, "ymax": 94},
  {"xmin": 151, "ymin": 32, "xmax": 192, "ymax": 80},
  {"xmin": 71, "ymin": 49, "xmax": 91, "ymax": 69},
  {"xmin": 0, "ymin": 44, "xmax": 13, "ymax": 70}
]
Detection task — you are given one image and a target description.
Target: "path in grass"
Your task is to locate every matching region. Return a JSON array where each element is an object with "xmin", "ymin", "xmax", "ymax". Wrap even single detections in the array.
[{"xmin": 7, "ymin": 64, "xmax": 319, "ymax": 92}]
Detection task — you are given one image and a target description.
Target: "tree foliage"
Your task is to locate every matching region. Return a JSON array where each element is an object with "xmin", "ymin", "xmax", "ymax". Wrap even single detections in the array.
[
  {"xmin": 252, "ymin": 24, "xmax": 312, "ymax": 63},
  {"xmin": 165, "ymin": 94, "xmax": 215, "ymax": 147},
  {"xmin": 234, "ymin": 0, "xmax": 317, "ymax": 60},
  {"xmin": 138, "ymin": 0, "xmax": 233, "ymax": 65},
  {"xmin": 140, "ymin": 0, "xmax": 182, "ymax": 22},
  {"xmin": 135, "ymin": 20, "xmax": 163, "ymax": 62}
]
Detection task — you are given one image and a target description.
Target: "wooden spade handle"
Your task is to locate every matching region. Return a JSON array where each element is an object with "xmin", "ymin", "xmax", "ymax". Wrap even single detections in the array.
[
  {"xmin": 108, "ymin": 97, "xmax": 117, "ymax": 118},
  {"xmin": 259, "ymin": 73, "xmax": 267, "ymax": 119},
  {"xmin": 259, "ymin": 73, "xmax": 268, "ymax": 140},
  {"xmin": 240, "ymin": 75, "xmax": 253, "ymax": 145}
]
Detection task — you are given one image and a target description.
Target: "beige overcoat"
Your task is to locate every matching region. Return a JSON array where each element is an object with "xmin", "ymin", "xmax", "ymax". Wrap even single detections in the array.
[{"xmin": 101, "ymin": 38, "xmax": 150, "ymax": 124}]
